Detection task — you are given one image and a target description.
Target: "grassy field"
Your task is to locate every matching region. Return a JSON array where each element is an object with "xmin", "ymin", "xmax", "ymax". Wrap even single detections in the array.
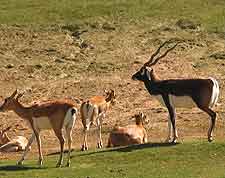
[
  {"xmin": 0, "ymin": 142, "xmax": 225, "ymax": 178},
  {"xmin": 0, "ymin": 0, "xmax": 224, "ymax": 32}
]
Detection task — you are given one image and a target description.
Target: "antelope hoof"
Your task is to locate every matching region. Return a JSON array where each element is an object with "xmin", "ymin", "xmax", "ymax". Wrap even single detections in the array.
[
  {"xmin": 17, "ymin": 160, "xmax": 23, "ymax": 165},
  {"xmin": 208, "ymin": 136, "xmax": 213, "ymax": 142},
  {"xmin": 97, "ymin": 142, "xmax": 103, "ymax": 149},
  {"xmin": 81, "ymin": 145, "xmax": 88, "ymax": 151},
  {"xmin": 165, "ymin": 137, "xmax": 173, "ymax": 143},
  {"xmin": 38, "ymin": 159, "xmax": 43, "ymax": 166},
  {"xmin": 171, "ymin": 138, "xmax": 177, "ymax": 144},
  {"xmin": 66, "ymin": 162, "xmax": 70, "ymax": 167},
  {"xmin": 56, "ymin": 162, "xmax": 62, "ymax": 168}
]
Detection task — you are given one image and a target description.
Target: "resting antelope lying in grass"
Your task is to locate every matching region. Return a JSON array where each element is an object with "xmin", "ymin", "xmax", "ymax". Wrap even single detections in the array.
[
  {"xmin": 132, "ymin": 40, "xmax": 219, "ymax": 143},
  {"xmin": 0, "ymin": 126, "xmax": 29, "ymax": 152},
  {"xmin": 0, "ymin": 90, "xmax": 78, "ymax": 167},
  {"xmin": 107, "ymin": 112, "xmax": 148, "ymax": 147},
  {"xmin": 80, "ymin": 89, "xmax": 116, "ymax": 151}
]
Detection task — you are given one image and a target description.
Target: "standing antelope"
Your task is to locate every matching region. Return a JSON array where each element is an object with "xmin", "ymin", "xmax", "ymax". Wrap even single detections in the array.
[
  {"xmin": 107, "ymin": 112, "xmax": 148, "ymax": 147},
  {"xmin": 0, "ymin": 126, "xmax": 29, "ymax": 152},
  {"xmin": 0, "ymin": 90, "xmax": 78, "ymax": 167},
  {"xmin": 80, "ymin": 89, "xmax": 116, "ymax": 151},
  {"xmin": 132, "ymin": 40, "xmax": 219, "ymax": 143}
]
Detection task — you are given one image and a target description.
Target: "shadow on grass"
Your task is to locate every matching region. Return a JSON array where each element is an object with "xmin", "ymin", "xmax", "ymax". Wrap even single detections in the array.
[
  {"xmin": 0, "ymin": 165, "xmax": 45, "ymax": 171},
  {"xmin": 46, "ymin": 142, "xmax": 179, "ymax": 158},
  {"xmin": 47, "ymin": 148, "xmax": 76, "ymax": 156},
  {"xmin": 70, "ymin": 142, "xmax": 179, "ymax": 158}
]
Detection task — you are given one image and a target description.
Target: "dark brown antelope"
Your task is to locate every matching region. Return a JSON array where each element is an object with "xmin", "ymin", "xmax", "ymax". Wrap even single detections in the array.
[
  {"xmin": 0, "ymin": 90, "xmax": 78, "ymax": 167},
  {"xmin": 107, "ymin": 112, "xmax": 148, "ymax": 147},
  {"xmin": 132, "ymin": 40, "xmax": 219, "ymax": 143},
  {"xmin": 80, "ymin": 89, "xmax": 116, "ymax": 151}
]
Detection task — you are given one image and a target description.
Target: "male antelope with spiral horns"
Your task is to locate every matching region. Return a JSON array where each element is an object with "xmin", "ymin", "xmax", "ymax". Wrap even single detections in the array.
[{"xmin": 132, "ymin": 40, "xmax": 219, "ymax": 143}]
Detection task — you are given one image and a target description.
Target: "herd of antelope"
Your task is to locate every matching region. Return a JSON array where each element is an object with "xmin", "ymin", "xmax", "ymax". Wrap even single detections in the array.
[{"xmin": 0, "ymin": 40, "xmax": 220, "ymax": 167}]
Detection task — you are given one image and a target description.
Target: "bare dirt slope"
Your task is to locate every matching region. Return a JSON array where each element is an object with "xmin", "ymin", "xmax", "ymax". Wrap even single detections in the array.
[{"xmin": 0, "ymin": 23, "xmax": 225, "ymax": 161}]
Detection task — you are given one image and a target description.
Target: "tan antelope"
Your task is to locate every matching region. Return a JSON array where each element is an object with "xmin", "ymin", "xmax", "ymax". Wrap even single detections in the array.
[
  {"xmin": 107, "ymin": 112, "xmax": 148, "ymax": 147},
  {"xmin": 132, "ymin": 40, "xmax": 219, "ymax": 143},
  {"xmin": 0, "ymin": 126, "xmax": 29, "ymax": 152},
  {"xmin": 80, "ymin": 89, "xmax": 116, "ymax": 151},
  {"xmin": 0, "ymin": 90, "xmax": 78, "ymax": 167}
]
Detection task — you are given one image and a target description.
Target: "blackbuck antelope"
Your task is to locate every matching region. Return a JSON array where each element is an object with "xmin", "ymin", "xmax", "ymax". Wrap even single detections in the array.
[
  {"xmin": 107, "ymin": 112, "xmax": 148, "ymax": 147},
  {"xmin": 0, "ymin": 126, "xmax": 29, "ymax": 152},
  {"xmin": 0, "ymin": 90, "xmax": 78, "ymax": 167},
  {"xmin": 80, "ymin": 89, "xmax": 116, "ymax": 151},
  {"xmin": 132, "ymin": 40, "xmax": 219, "ymax": 143}
]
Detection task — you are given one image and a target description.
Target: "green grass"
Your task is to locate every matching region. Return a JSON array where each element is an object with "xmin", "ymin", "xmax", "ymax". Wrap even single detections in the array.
[
  {"xmin": 0, "ymin": 0, "xmax": 225, "ymax": 32},
  {"xmin": 1, "ymin": 142, "xmax": 225, "ymax": 178}
]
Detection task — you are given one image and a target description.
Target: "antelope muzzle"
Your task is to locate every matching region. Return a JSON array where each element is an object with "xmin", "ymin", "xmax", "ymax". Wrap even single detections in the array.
[{"xmin": 132, "ymin": 71, "xmax": 142, "ymax": 81}]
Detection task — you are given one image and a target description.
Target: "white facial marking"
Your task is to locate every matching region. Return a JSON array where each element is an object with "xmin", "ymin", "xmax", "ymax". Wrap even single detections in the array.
[{"xmin": 141, "ymin": 68, "xmax": 145, "ymax": 75}]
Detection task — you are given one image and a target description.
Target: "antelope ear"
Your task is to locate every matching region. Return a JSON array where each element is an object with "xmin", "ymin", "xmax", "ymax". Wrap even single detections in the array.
[
  {"xmin": 10, "ymin": 90, "xmax": 18, "ymax": 99},
  {"xmin": 145, "ymin": 66, "xmax": 152, "ymax": 70},
  {"xmin": 134, "ymin": 114, "xmax": 138, "ymax": 118},
  {"xmin": 110, "ymin": 89, "xmax": 115, "ymax": 96},
  {"xmin": 130, "ymin": 114, "xmax": 136, "ymax": 121}
]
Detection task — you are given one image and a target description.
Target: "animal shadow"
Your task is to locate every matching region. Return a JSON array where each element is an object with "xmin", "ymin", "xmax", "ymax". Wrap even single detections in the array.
[
  {"xmin": 0, "ymin": 165, "xmax": 44, "ymax": 171},
  {"xmin": 110, "ymin": 142, "xmax": 179, "ymax": 152},
  {"xmin": 73, "ymin": 142, "xmax": 179, "ymax": 157},
  {"xmin": 47, "ymin": 148, "xmax": 75, "ymax": 156}
]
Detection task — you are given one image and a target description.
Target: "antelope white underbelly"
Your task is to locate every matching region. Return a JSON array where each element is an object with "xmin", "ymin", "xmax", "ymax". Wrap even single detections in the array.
[{"xmin": 154, "ymin": 95, "xmax": 196, "ymax": 108}]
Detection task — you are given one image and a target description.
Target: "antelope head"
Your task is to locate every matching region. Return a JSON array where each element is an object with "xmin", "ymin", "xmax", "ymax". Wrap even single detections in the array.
[
  {"xmin": 132, "ymin": 40, "xmax": 179, "ymax": 82},
  {"xmin": 133, "ymin": 112, "xmax": 149, "ymax": 125},
  {"xmin": 0, "ymin": 90, "xmax": 24, "ymax": 112},
  {"xmin": 105, "ymin": 89, "xmax": 116, "ymax": 105}
]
